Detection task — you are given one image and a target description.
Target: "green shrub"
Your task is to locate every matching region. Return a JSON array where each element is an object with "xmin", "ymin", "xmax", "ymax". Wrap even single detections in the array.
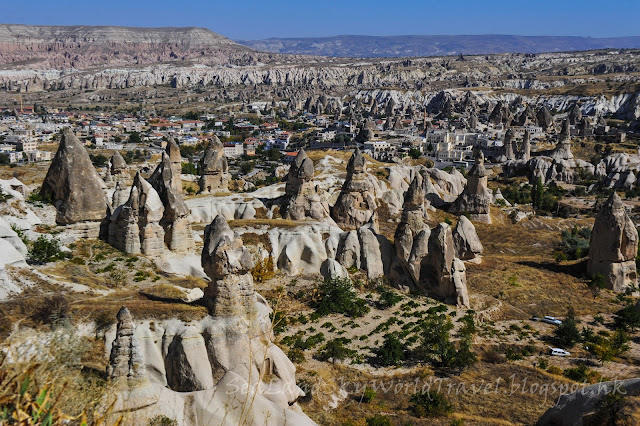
[
  {"xmin": 360, "ymin": 386, "xmax": 376, "ymax": 403},
  {"xmin": 28, "ymin": 235, "xmax": 66, "ymax": 263},
  {"xmin": 317, "ymin": 338, "xmax": 356, "ymax": 365},
  {"xmin": 26, "ymin": 191, "xmax": 51, "ymax": 206},
  {"xmin": 287, "ymin": 347, "xmax": 305, "ymax": 364},
  {"xmin": 410, "ymin": 390, "xmax": 452, "ymax": 418},
  {"xmin": 591, "ymin": 390, "xmax": 629, "ymax": 424},
  {"xmin": 553, "ymin": 307, "xmax": 581, "ymax": 349},
  {"xmin": 10, "ymin": 223, "xmax": 29, "ymax": 245},
  {"xmin": 0, "ymin": 187, "xmax": 13, "ymax": 203},
  {"xmin": 181, "ymin": 162, "xmax": 197, "ymax": 175},
  {"xmin": 537, "ymin": 357, "xmax": 548, "ymax": 370},
  {"xmin": 589, "ymin": 274, "xmax": 606, "ymax": 296},
  {"xmin": 366, "ymin": 414, "xmax": 392, "ymax": 426},
  {"xmin": 377, "ymin": 287, "xmax": 402, "ymax": 309},
  {"xmin": 563, "ymin": 364, "xmax": 590, "ymax": 382},
  {"xmin": 414, "ymin": 312, "xmax": 476, "ymax": 371},
  {"xmin": 375, "ymin": 333, "xmax": 405, "ymax": 366},
  {"xmin": 614, "ymin": 304, "xmax": 640, "ymax": 331},
  {"xmin": 557, "ymin": 226, "xmax": 591, "ymax": 260},
  {"xmin": 314, "ymin": 278, "xmax": 370, "ymax": 318},
  {"xmin": 149, "ymin": 415, "xmax": 178, "ymax": 426}
]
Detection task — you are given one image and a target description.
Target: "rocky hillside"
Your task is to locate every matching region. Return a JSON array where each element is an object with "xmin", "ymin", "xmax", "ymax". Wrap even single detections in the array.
[
  {"xmin": 238, "ymin": 34, "xmax": 640, "ymax": 58},
  {"xmin": 0, "ymin": 24, "xmax": 259, "ymax": 69}
]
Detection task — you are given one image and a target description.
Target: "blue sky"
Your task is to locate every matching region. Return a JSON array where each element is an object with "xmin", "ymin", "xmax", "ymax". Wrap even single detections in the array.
[{"xmin": 3, "ymin": 0, "xmax": 639, "ymax": 40}]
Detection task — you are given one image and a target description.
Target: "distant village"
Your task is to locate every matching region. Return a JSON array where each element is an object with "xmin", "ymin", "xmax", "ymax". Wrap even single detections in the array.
[{"xmin": 0, "ymin": 97, "xmax": 630, "ymax": 183}]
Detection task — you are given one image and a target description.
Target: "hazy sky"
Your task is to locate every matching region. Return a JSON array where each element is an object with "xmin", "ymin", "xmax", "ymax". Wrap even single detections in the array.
[{"xmin": 3, "ymin": 0, "xmax": 639, "ymax": 40}]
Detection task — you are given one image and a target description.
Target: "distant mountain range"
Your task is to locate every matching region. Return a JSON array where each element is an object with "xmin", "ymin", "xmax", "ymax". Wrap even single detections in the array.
[{"xmin": 237, "ymin": 34, "xmax": 640, "ymax": 58}]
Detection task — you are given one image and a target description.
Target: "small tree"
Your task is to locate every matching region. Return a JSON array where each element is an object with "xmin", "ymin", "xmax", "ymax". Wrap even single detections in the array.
[
  {"xmin": 375, "ymin": 333, "xmax": 405, "ymax": 366},
  {"xmin": 531, "ymin": 177, "xmax": 544, "ymax": 212},
  {"xmin": 314, "ymin": 278, "xmax": 370, "ymax": 318},
  {"xmin": 409, "ymin": 390, "xmax": 452, "ymax": 418},
  {"xmin": 127, "ymin": 132, "xmax": 142, "ymax": 144},
  {"xmin": 554, "ymin": 307, "xmax": 581, "ymax": 349},
  {"xmin": 408, "ymin": 148, "xmax": 421, "ymax": 159},
  {"xmin": 317, "ymin": 338, "xmax": 354, "ymax": 365},
  {"xmin": 239, "ymin": 161, "xmax": 254, "ymax": 174},
  {"xmin": 181, "ymin": 162, "xmax": 197, "ymax": 175},
  {"xmin": 614, "ymin": 304, "xmax": 640, "ymax": 331},
  {"xmin": 591, "ymin": 390, "xmax": 629, "ymax": 424},
  {"xmin": 90, "ymin": 153, "xmax": 108, "ymax": 167},
  {"xmin": 29, "ymin": 236, "xmax": 66, "ymax": 264}
]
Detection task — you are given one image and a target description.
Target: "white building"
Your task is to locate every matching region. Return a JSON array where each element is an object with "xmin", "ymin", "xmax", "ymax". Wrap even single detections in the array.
[
  {"xmin": 273, "ymin": 132, "xmax": 291, "ymax": 150},
  {"xmin": 223, "ymin": 143, "xmax": 244, "ymax": 158},
  {"xmin": 15, "ymin": 140, "xmax": 37, "ymax": 153}
]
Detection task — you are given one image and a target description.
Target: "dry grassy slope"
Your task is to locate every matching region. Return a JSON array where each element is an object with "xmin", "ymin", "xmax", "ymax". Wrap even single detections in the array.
[{"xmin": 467, "ymin": 210, "xmax": 621, "ymax": 318}]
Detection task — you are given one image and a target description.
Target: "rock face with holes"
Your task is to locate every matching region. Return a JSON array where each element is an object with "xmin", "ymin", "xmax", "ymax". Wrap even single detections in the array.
[
  {"xmin": 106, "ymin": 214, "xmax": 313, "ymax": 425},
  {"xmin": 40, "ymin": 128, "xmax": 109, "ymax": 225},
  {"xmin": 588, "ymin": 192, "xmax": 638, "ymax": 292},
  {"xmin": 148, "ymin": 153, "xmax": 193, "ymax": 253},
  {"xmin": 198, "ymin": 136, "xmax": 230, "ymax": 193},
  {"xmin": 108, "ymin": 173, "xmax": 165, "ymax": 255},
  {"xmin": 280, "ymin": 148, "xmax": 331, "ymax": 220},
  {"xmin": 449, "ymin": 152, "xmax": 492, "ymax": 223},
  {"xmin": 331, "ymin": 148, "xmax": 378, "ymax": 231}
]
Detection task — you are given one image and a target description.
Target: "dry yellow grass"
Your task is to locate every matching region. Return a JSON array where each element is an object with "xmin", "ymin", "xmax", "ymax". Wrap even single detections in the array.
[
  {"xmin": 306, "ymin": 149, "xmax": 388, "ymax": 171},
  {"xmin": 298, "ymin": 361, "xmax": 580, "ymax": 425},
  {"xmin": 0, "ymin": 162, "xmax": 50, "ymax": 186},
  {"xmin": 466, "ymin": 211, "xmax": 621, "ymax": 317}
]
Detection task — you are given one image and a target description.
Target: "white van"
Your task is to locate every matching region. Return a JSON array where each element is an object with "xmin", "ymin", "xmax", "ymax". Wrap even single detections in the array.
[{"xmin": 549, "ymin": 347, "xmax": 570, "ymax": 356}]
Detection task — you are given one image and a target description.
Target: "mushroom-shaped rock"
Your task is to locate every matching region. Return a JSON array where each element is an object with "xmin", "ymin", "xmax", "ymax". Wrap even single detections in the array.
[
  {"xmin": 40, "ymin": 128, "xmax": 109, "ymax": 224},
  {"xmin": 330, "ymin": 148, "xmax": 378, "ymax": 230},
  {"xmin": 198, "ymin": 136, "xmax": 230, "ymax": 193},
  {"xmin": 449, "ymin": 152, "xmax": 492, "ymax": 223},
  {"xmin": 201, "ymin": 215, "xmax": 255, "ymax": 316},
  {"xmin": 521, "ymin": 129, "xmax": 531, "ymax": 161},
  {"xmin": 537, "ymin": 106, "xmax": 555, "ymax": 131},
  {"xmin": 423, "ymin": 223, "xmax": 470, "ymax": 307},
  {"xmin": 148, "ymin": 153, "xmax": 193, "ymax": 253},
  {"xmin": 551, "ymin": 120, "xmax": 574, "ymax": 161},
  {"xmin": 503, "ymin": 128, "xmax": 516, "ymax": 161},
  {"xmin": 281, "ymin": 149, "xmax": 330, "ymax": 220},
  {"xmin": 587, "ymin": 192, "xmax": 638, "ymax": 292},
  {"xmin": 108, "ymin": 173, "xmax": 165, "ymax": 255},
  {"xmin": 110, "ymin": 151, "xmax": 128, "ymax": 176},
  {"xmin": 107, "ymin": 306, "xmax": 145, "ymax": 380}
]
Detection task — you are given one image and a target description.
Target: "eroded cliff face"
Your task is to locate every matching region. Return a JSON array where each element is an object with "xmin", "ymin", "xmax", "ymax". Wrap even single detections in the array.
[
  {"xmin": 0, "ymin": 24, "xmax": 256, "ymax": 70},
  {"xmin": 1, "ymin": 28, "xmax": 639, "ymax": 102}
]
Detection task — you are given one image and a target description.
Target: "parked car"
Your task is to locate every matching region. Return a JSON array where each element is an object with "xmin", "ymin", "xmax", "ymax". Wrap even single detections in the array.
[
  {"xmin": 549, "ymin": 347, "xmax": 571, "ymax": 356},
  {"xmin": 540, "ymin": 316, "xmax": 562, "ymax": 326}
]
